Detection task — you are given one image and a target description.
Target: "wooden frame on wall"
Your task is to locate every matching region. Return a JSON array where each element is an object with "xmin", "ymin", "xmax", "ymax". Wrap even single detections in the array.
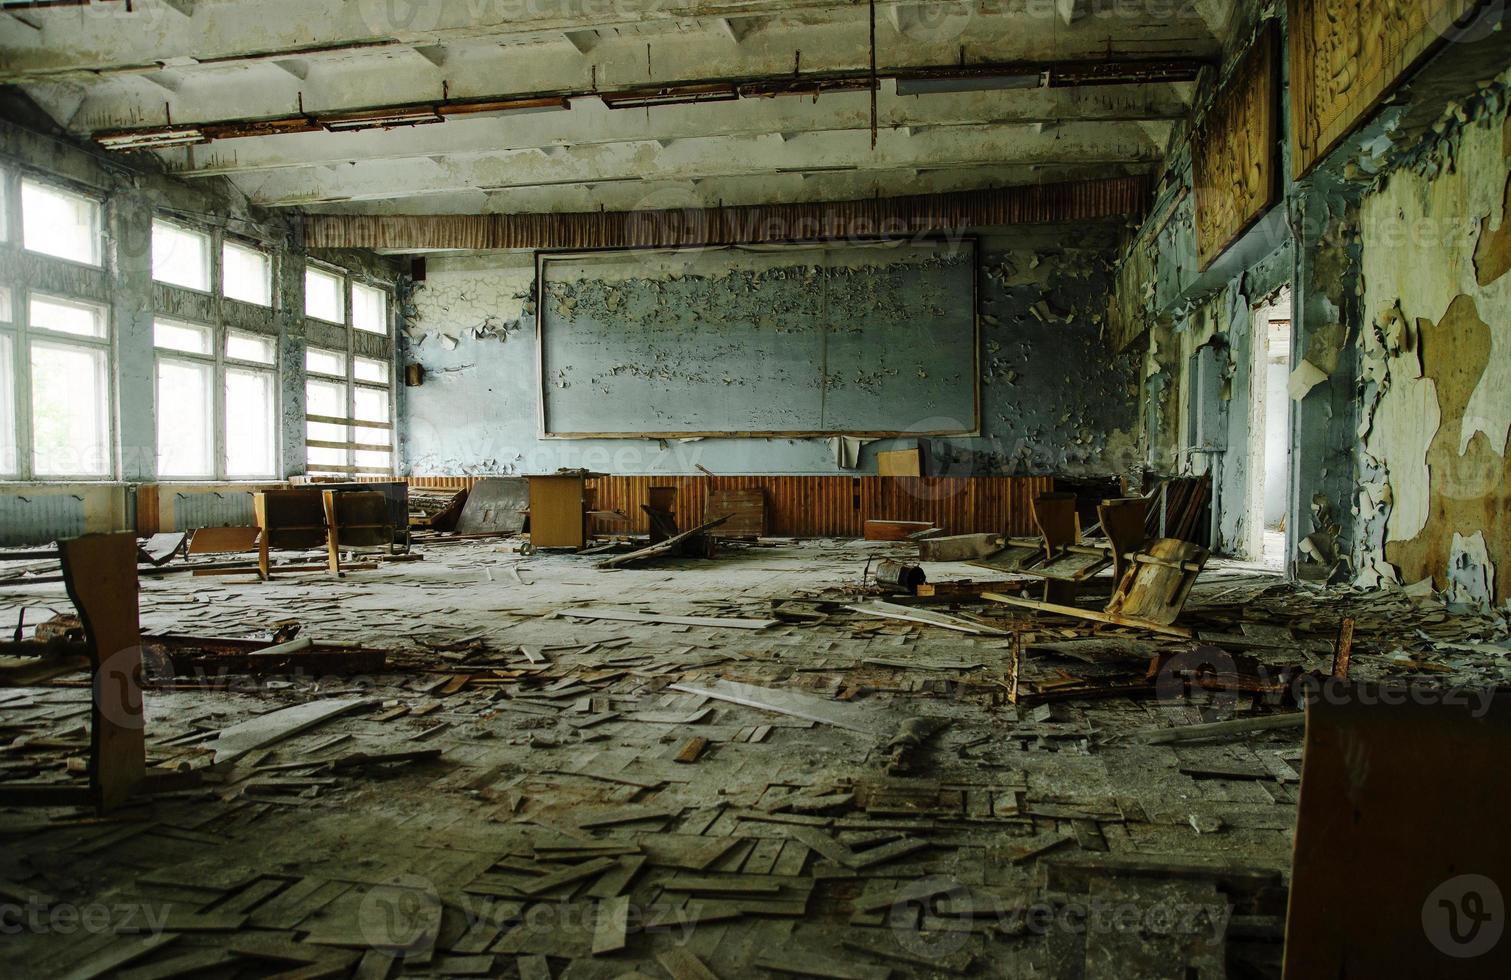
[
  {"xmin": 531, "ymin": 237, "xmax": 982, "ymax": 440},
  {"xmin": 1193, "ymin": 22, "xmax": 1281, "ymax": 271},
  {"xmin": 1288, "ymin": 0, "xmax": 1487, "ymax": 179}
]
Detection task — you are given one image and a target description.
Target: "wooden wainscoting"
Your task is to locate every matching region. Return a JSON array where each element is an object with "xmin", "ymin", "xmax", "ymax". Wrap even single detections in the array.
[{"xmin": 404, "ymin": 475, "xmax": 1051, "ymax": 538}]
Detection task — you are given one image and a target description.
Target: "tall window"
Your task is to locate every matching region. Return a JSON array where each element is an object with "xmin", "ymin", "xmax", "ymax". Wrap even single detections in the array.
[
  {"xmin": 21, "ymin": 179, "xmax": 102, "ymax": 266},
  {"xmin": 0, "ymin": 293, "xmax": 115, "ymax": 479},
  {"xmin": 154, "ymin": 318, "xmax": 278, "ymax": 479},
  {"xmin": 0, "ymin": 287, "xmax": 15, "ymax": 476},
  {"xmin": 304, "ymin": 266, "xmax": 395, "ymax": 477}
]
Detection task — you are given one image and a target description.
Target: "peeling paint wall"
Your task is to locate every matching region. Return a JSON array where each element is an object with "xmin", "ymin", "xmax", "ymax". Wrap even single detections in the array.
[
  {"xmin": 400, "ymin": 225, "xmax": 1139, "ymax": 478},
  {"xmin": 1357, "ymin": 81, "xmax": 1511, "ymax": 604}
]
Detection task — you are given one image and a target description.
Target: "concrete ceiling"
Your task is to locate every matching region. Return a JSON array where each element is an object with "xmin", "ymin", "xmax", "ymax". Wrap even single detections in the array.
[{"xmin": 1, "ymin": 0, "xmax": 1236, "ymax": 215}]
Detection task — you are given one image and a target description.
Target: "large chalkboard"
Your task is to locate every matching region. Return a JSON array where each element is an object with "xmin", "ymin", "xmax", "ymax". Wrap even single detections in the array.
[{"xmin": 536, "ymin": 240, "xmax": 979, "ymax": 438}]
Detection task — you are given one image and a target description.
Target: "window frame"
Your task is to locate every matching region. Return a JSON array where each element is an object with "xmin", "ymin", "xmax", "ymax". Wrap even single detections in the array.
[
  {"xmin": 152, "ymin": 315, "xmax": 281, "ymax": 481},
  {"xmin": 6, "ymin": 290, "xmax": 116, "ymax": 481}
]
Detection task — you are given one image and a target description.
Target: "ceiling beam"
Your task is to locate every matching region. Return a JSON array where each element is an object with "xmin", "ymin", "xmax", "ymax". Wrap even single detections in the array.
[
  {"xmin": 232, "ymin": 122, "xmax": 1166, "ymax": 208},
  {"xmin": 0, "ymin": 0, "xmax": 1223, "ymax": 84},
  {"xmin": 159, "ymin": 82, "xmax": 1190, "ymax": 179},
  {"xmin": 292, "ymin": 161, "xmax": 1152, "ymax": 217},
  {"xmin": 86, "ymin": 56, "xmax": 1204, "ymax": 150},
  {"xmin": 0, "ymin": 0, "xmax": 873, "ymax": 80}
]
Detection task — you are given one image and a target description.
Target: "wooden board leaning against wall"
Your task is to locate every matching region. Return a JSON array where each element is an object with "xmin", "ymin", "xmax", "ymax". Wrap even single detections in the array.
[
  {"xmin": 1288, "ymin": 0, "xmax": 1485, "ymax": 178},
  {"xmin": 1193, "ymin": 21, "xmax": 1281, "ymax": 271}
]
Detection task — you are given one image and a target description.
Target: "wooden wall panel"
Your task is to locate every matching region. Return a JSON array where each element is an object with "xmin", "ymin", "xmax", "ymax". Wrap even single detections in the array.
[
  {"xmin": 404, "ymin": 475, "xmax": 1049, "ymax": 539},
  {"xmin": 1193, "ymin": 24, "xmax": 1280, "ymax": 271},
  {"xmin": 1289, "ymin": 0, "xmax": 1479, "ymax": 178}
]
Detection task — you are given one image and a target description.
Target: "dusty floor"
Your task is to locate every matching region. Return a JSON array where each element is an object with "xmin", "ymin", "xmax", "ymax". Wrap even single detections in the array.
[{"xmin": 2, "ymin": 537, "xmax": 1507, "ymax": 979}]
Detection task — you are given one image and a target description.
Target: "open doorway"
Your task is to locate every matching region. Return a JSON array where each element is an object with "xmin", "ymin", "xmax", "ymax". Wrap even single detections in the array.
[{"xmin": 1246, "ymin": 288, "xmax": 1292, "ymax": 568}]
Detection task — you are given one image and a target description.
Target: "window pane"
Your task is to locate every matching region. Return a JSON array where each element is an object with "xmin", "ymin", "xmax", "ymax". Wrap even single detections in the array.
[
  {"xmin": 305, "ymin": 267, "xmax": 344, "ymax": 322},
  {"xmin": 31, "ymin": 341, "xmax": 110, "ymax": 476},
  {"xmin": 306, "ymin": 347, "xmax": 346, "ymax": 376},
  {"xmin": 353, "ymin": 356, "xmax": 389, "ymax": 384},
  {"xmin": 0, "ymin": 286, "xmax": 11, "ymax": 323},
  {"xmin": 156, "ymin": 358, "xmax": 214, "ymax": 477},
  {"xmin": 356, "ymin": 450, "xmax": 393, "ymax": 471},
  {"xmin": 355, "ymin": 424, "xmax": 391, "ymax": 470},
  {"xmin": 306, "ymin": 378, "xmax": 345, "ymax": 417},
  {"xmin": 30, "ymin": 294, "xmax": 107, "ymax": 339},
  {"xmin": 223, "ymin": 240, "xmax": 272, "ymax": 306},
  {"xmin": 152, "ymin": 220, "xmax": 212, "ymax": 292},
  {"xmin": 226, "ymin": 330, "xmax": 276, "ymax": 365},
  {"xmin": 21, "ymin": 180, "xmax": 101, "ymax": 266},
  {"xmin": 307, "ymin": 446, "xmax": 348, "ymax": 468},
  {"xmin": 354, "ymin": 386, "xmax": 389, "ymax": 423},
  {"xmin": 0, "ymin": 334, "xmax": 15, "ymax": 476},
  {"xmin": 226, "ymin": 368, "xmax": 276, "ymax": 477},
  {"xmin": 154, "ymin": 318, "xmax": 213, "ymax": 355},
  {"xmin": 355, "ymin": 424, "xmax": 391, "ymax": 448},
  {"xmin": 352, "ymin": 282, "xmax": 388, "ymax": 334},
  {"xmin": 306, "ymin": 376, "xmax": 347, "ymax": 470}
]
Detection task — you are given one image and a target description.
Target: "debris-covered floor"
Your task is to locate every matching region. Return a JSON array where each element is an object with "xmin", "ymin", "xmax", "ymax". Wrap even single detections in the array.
[{"xmin": 3, "ymin": 538, "xmax": 1509, "ymax": 979}]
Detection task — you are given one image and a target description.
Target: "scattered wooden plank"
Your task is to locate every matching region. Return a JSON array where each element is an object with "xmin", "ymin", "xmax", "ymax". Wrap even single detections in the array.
[
  {"xmin": 209, "ymin": 699, "xmax": 370, "ymax": 763},
  {"xmin": 656, "ymin": 948, "xmax": 721, "ymax": 980},
  {"xmin": 516, "ymin": 857, "xmax": 617, "ymax": 896},
  {"xmin": 981, "ymin": 592, "xmax": 1193, "ymax": 639},
  {"xmin": 846, "ymin": 600, "xmax": 1007, "ymax": 636},
  {"xmin": 576, "ymin": 806, "xmax": 682, "ymax": 829},
  {"xmin": 591, "ymin": 895, "xmax": 630, "ymax": 955},
  {"xmin": 116, "ymin": 949, "xmax": 234, "ymax": 980},
  {"xmin": 670, "ymin": 680, "xmax": 893, "ymax": 735},
  {"xmin": 674, "ymin": 737, "xmax": 710, "ymax": 764},
  {"xmin": 1136, "ymin": 714, "xmax": 1304, "ymax": 745},
  {"xmin": 517, "ymin": 954, "xmax": 552, "ymax": 980},
  {"xmin": 595, "ymin": 515, "xmax": 731, "ymax": 569},
  {"xmin": 864, "ymin": 520, "xmax": 935, "ymax": 542},
  {"xmin": 56, "ymin": 933, "xmax": 181, "ymax": 980},
  {"xmin": 661, "ymin": 877, "xmax": 782, "ymax": 895},
  {"xmin": 754, "ymin": 951, "xmax": 889, "ymax": 980},
  {"xmin": 561, "ymin": 608, "xmax": 776, "ymax": 631}
]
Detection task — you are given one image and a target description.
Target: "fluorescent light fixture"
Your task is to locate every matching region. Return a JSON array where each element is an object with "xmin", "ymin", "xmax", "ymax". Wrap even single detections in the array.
[
  {"xmin": 894, "ymin": 73, "xmax": 1044, "ymax": 96},
  {"xmin": 97, "ymin": 127, "xmax": 207, "ymax": 150},
  {"xmin": 320, "ymin": 109, "xmax": 445, "ymax": 132},
  {"xmin": 601, "ymin": 85, "xmax": 738, "ymax": 110}
]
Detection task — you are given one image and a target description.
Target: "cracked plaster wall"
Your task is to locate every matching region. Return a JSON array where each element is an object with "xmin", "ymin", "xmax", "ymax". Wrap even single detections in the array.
[
  {"xmin": 399, "ymin": 226, "xmax": 1139, "ymax": 478},
  {"xmin": 1356, "ymin": 78, "xmax": 1511, "ymax": 605}
]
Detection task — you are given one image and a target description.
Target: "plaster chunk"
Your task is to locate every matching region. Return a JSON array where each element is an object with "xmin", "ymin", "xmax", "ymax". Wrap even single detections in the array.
[
  {"xmin": 1448, "ymin": 531, "xmax": 1496, "ymax": 606},
  {"xmin": 1287, "ymin": 359, "xmax": 1329, "ymax": 401},
  {"xmin": 1374, "ymin": 376, "xmax": 1441, "ymax": 544}
]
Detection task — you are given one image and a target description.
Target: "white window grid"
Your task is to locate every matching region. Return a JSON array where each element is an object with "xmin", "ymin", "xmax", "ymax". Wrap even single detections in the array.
[
  {"xmin": 304, "ymin": 264, "xmax": 395, "ymax": 477},
  {"xmin": 1, "ymin": 289, "xmax": 115, "ymax": 480},
  {"xmin": 154, "ymin": 318, "xmax": 280, "ymax": 481}
]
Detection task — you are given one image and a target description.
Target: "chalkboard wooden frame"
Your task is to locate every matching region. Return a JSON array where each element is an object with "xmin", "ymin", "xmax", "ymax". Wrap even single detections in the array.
[{"xmin": 533, "ymin": 237, "xmax": 981, "ymax": 439}]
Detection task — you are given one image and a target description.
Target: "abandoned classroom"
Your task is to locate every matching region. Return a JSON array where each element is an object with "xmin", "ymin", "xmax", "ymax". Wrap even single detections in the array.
[{"xmin": 2, "ymin": 2, "xmax": 1510, "ymax": 978}]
